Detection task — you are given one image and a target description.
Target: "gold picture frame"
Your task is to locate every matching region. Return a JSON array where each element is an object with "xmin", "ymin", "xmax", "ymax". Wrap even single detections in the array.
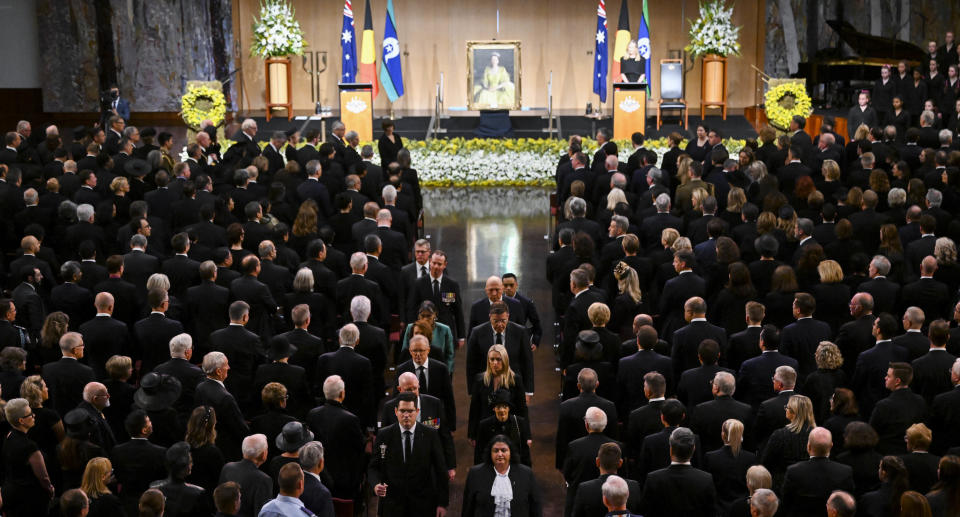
[{"xmin": 467, "ymin": 40, "xmax": 521, "ymax": 111}]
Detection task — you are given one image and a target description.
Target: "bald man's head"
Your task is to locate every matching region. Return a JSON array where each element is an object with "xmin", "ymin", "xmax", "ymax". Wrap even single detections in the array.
[
  {"xmin": 921, "ymin": 255, "xmax": 938, "ymax": 276},
  {"xmin": 397, "ymin": 371, "xmax": 420, "ymax": 394},
  {"xmin": 94, "ymin": 292, "xmax": 114, "ymax": 313},
  {"xmin": 485, "ymin": 276, "xmax": 504, "ymax": 302},
  {"xmin": 807, "ymin": 427, "xmax": 833, "ymax": 457}
]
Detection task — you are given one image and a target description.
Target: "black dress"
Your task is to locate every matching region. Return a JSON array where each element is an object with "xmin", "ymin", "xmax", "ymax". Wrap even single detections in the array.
[
  {"xmin": 87, "ymin": 493, "xmax": 127, "ymax": 517},
  {"xmin": 377, "ymin": 133, "xmax": 404, "ymax": 167},
  {"xmin": 2, "ymin": 429, "xmax": 52, "ymax": 517},
  {"xmin": 620, "ymin": 57, "xmax": 645, "ymax": 82},
  {"xmin": 685, "ymin": 139, "xmax": 710, "ymax": 163},
  {"xmin": 474, "ymin": 414, "xmax": 532, "ymax": 466},
  {"xmin": 468, "ymin": 373, "xmax": 528, "ymax": 441},
  {"xmin": 186, "ymin": 443, "xmax": 224, "ymax": 491},
  {"xmin": 803, "ymin": 368, "xmax": 847, "ymax": 424},
  {"xmin": 760, "ymin": 426, "xmax": 812, "ymax": 491}
]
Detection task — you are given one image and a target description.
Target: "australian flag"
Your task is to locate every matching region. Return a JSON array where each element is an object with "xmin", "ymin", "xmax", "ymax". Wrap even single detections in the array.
[
  {"xmin": 593, "ymin": 0, "xmax": 608, "ymax": 103},
  {"xmin": 340, "ymin": 0, "xmax": 357, "ymax": 82}
]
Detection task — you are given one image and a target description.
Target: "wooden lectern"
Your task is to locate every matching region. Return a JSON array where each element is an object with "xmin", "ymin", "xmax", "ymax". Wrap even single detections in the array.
[
  {"xmin": 612, "ymin": 82, "xmax": 647, "ymax": 140},
  {"xmin": 338, "ymin": 83, "xmax": 374, "ymax": 142}
]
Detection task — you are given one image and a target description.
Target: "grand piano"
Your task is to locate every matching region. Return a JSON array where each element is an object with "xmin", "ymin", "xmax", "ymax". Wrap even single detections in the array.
[{"xmin": 796, "ymin": 20, "xmax": 927, "ymax": 108}]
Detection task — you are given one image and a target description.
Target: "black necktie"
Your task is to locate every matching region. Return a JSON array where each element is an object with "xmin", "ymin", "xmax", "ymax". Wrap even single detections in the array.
[
  {"xmin": 417, "ymin": 365, "xmax": 428, "ymax": 391},
  {"xmin": 432, "ymin": 279, "xmax": 440, "ymax": 300},
  {"xmin": 403, "ymin": 430, "xmax": 412, "ymax": 463},
  {"xmin": 420, "ymin": 265, "xmax": 427, "ymax": 278},
  {"xmin": 495, "ymin": 333, "xmax": 503, "ymax": 345}
]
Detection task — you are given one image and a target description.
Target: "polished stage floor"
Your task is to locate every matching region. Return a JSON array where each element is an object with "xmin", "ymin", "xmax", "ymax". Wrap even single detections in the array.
[{"xmin": 369, "ymin": 186, "xmax": 566, "ymax": 514}]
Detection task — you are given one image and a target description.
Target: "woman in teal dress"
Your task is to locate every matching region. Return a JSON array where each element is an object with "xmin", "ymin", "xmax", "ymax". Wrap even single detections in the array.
[
  {"xmin": 401, "ymin": 301, "xmax": 455, "ymax": 372},
  {"xmin": 473, "ymin": 52, "xmax": 515, "ymax": 109}
]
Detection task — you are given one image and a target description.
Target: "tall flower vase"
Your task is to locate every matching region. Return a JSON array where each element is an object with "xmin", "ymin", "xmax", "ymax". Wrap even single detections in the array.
[
  {"xmin": 700, "ymin": 54, "xmax": 727, "ymax": 120},
  {"xmin": 265, "ymin": 57, "xmax": 292, "ymax": 121}
]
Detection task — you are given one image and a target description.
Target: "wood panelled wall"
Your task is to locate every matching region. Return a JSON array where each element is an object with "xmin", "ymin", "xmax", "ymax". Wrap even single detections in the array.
[{"xmin": 233, "ymin": 0, "xmax": 765, "ymax": 113}]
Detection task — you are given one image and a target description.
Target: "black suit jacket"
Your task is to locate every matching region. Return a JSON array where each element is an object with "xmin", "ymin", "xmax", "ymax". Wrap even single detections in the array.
[
  {"xmin": 50, "ymin": 282, "xmax": 95, "ymax": 330},
  {"xmin": 336, "ymin": 274, "xmax": 388, "ymax": 328},
  {"xmin": 677, "ymin": 364, "xmax": 734, "ymax": 411},
  {"xmin": 736, "ymin": 351, "xmax": 800, "ymax": 407},
  {"xmin": 281, "ymin": 328, "xmax": 326, "ymax": 380},
  {"xmin": 869, "ymin": 388, "xmax": 927, "ymax": 454},
  {"xmin": 111, "ymin": 438, "xmax": 169, "ymax": 513},
  {"xmin": 616, "ymin": 349, "xmax": 674, "ymax": 416},
  {"xmin": 781, "ymin": 457, "xmax": 855, "ymax": 517},
  {"xmin": 703, "ymin": 446, "xmax": 759, "ymax": 513},
  {"xmin": 691, "ymin": 395, "xmax": 754, "ymax": 452},
  {"xmin": 912, "ymin": 349, "xmax": 957, "ymax": 405},
  {"xmin": 364, "ymin": 254, "xmax": 400, "ymax": 314},
  {"xmin": 467, "ymin": 296, "xmax": 525, "ymax": 341},
  {"xmin": 316, "ymin": 346, "xmax": 374, "ymax": 428},
  {"xmin": 893, "ymin": 331, "xmax": 930, "ymax": 362},
  {"xmin": 186, "ymin": 280, "xmax": 230, "ymax": 350},
  {"xmin": 753, "ymin": 390, "xmax": 796, "ymax": 447},
  {"xmin": 254, "ymin": 362, "xmax": 313, "ymax": 417},
  {"xmin": 209, "ymin": 324, "xmax": 263, "ymax": 404},
  {"xmin": 78, "ymin": 261, "xmax": 108, "ymax": 291},
  {"xmin": 396, "ymin": 358, "xmax": 456, "ymax": 428},
  {"xmin": 305, "ymin": 400, "xmax": 367, "ymax": 499},
  {"xmin": 857, "ymin": 277, "xmax": 901, "ymax": 315},
  {"xmin": 726, "ymin": 326, "xmax": 762, "ymax": 373},
  {"xmin": 353, "ymin": 320, "xmax": 388, "ymax": 399},
  {"xmin": 379, "ymin": 393, "xmax": 455, "ymax": 469},
  {"xmin": 11, "ymin": 282, "xmax": 44, "ymax": 338},
  {"xmin": 78, "ymin": 315, "xmax": 130, "ymax": 379},
  {"xmin": 229, "ymin": 275, "xmax": 278, "ymax": 338},
  {"xmin": 556, "ymin": 392, "xmax": 619, "ymax": 470},
  {"xmin": 466, "ymin": 321, "xmax": 533, "ymax": 394},
  {"xmin": 368, "ymin": 423, "xmax": 450, "ymax": 517},
  {"xmin": 931, "ymin": 386, "xmax": 960, "ymax": 453},
  {"xmin": 93, "ymin": 277, "xmax": 139, "ymax": 327},
  {"xmin": 407, "ymin": 275, "xmax": 466, "ymax": 340},
  {"xmin": 194, "ymin": 378, "xmax": 249, "ymax": 459},
  {"xmin": 563, "ymin": 433, "xmax": 622, "ymax": 515},
  {"xmin": 218, "ymin": 458, "xmax": 273, "ymax": 517},
  {"xmin": 161, "ymin": 254, "xmax": 201, "ymax": 299},
  {"xmin": 42, "ymin": 357, "xmax": 96, "ymax": 416},
  {"xmin": 852, "ymin": 341, "xmax": 909, "ymax": 417},
  {"xmin": 134, "ymin": 313, "xmax": 185, "ymax": 374},
  {"xmin": 153, "ymin": 357, "xmax": 205, "ymax": 416},
  {"xmin": 560, "ymin": 289, "xmax": 607, "ymax": 368},
  {"xmin": 900, "ymin": 277, "xmax": 950, "ymax": 322},
  {"xmin": 658, "ymin": 272, "xmax": 706, "ymax": 339},
  {"xmin": 834, "ymin": 314, "xmax": 877, "ymax": 377},
  {"xmin": 122, "ymin": 250, "xmax": 160, "ymax": 301},
  {"xmin": 639, "ymin": 464, "xmax": 717, "ymax": 517},
  {"xmin": 670, "ymin": 320, "xmax": 727, "ymax": 379},
  {"xmin": 463, "ymin": 463, "xmax": 542, "ymax": 517},
  {"xmin": 375, "ymin": 226, "xmax": 408, "ymax": 270}
]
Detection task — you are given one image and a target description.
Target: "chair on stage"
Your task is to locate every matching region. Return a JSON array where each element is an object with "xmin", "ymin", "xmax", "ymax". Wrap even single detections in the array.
[
  {"xmin": 657, "ymin": 59, "xmax": 687, "ymax": 130},
  {"xmin": 332, "ymin": 497, "xmax": 353, "ymax": 517}
]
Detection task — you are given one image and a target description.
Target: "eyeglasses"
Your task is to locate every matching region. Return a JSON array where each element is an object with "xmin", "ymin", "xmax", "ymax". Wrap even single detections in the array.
[{"xmin": 21, "ymin": 412, "xmax": 34, "ymax": 419}]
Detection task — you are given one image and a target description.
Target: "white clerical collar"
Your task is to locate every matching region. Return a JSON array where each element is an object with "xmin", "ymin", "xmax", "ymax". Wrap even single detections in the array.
[
  {"xmin": 670, "ymin": 461, "xmax": 692, "ymax": 466},
  {"xmin": 907, "ymin": 329, "xmax": 922, "ymax": 333},
  {"xmin": 95, "ymin": 313, "xmax": 111, "ymax": 318},
  {"xmin": 648, "ymin": 397, "xmax": 665, "ymax": 402},
  {"xmin": 691, "ymin": 317, "xmax": 707, "ymax": 322}
]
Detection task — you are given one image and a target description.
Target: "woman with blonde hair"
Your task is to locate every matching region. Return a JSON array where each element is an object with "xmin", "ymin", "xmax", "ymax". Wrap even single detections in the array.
[
  {"xmin": 803, "ymin": 342, "xmax": 846, "ymax": 423},
  {"xmin": 109, "ymin": 176, "xmax": 131, "ymax": 225},
  {"xmin": 899, "ymin": 491, "xmax": 932, "ymax": 517},
  {"xmin": 611, "ymin": 261, "xmax": 648, "ymax": 339},
  {"xmin": 468, "ymin": 345, "xmax": 528, "ymax": 447},
  {"xmin": 401, "ymin": 300, "xmax": 455, "ymax": 371},
  {"xmin": 20, "ymin": 375, "xmax": 64, "ymax": 471},
  {"xmin": 676, "ymin": 154, "xmax": 695, "ymax": 186},
  {"xmin": 723, "ymin": 187, "xmax": 748, "ymax": 228},
  {"xmin": 813, "ymin": 259, "xmax": 850, "ymax": 335},
  {"xmin": 761, "ymin": 394, "xmax": 816, "ymax": 489},
  {"xmin": 81, "ymin": 457, "xmax": 123, "ymax": 517},
  {"xmin": 934, "ymin": 237, "xmax": 960, "ymax": 294},
  {"xmin": 818, "ymin": 159, "xmax": 842, "ymax": 200},
  {"xmin": 704, "ymin": 419, "xmax": 758, "ymax": 515}
]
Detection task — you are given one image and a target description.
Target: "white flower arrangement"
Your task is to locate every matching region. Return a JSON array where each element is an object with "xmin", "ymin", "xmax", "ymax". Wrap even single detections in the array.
[
  {"xmin": 250, "ymin": 0, "xmax": 306, "ymax": 58},
  {"xmin": 423, "ymin": 188, "xmax": 550, "ymax": 219},
  {"xmin": 685, "ymin": 0, "xmax": 742, "ymax": 58}
]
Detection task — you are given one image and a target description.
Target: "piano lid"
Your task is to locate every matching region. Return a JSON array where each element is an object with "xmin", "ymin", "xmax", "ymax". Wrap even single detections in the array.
[{"xmin": 826, "ymin": 20, "xmax": 926, "ymax": 63}]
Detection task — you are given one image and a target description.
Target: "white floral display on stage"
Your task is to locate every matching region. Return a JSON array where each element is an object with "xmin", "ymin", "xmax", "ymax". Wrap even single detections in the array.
[
  {"xmin": 181, "ymin": 137, "xmax": 746, "ymax": 188},
  {"xmin": 684, "ymin": 0, "xmax": 742, "ymax": 58},
  {"xmin": 423, "ymin": 187, "xmax": 551, "ymax": 219},
  {"xmin": 250, "ymin": 0, "xmax": 306, "ymax": 58}
]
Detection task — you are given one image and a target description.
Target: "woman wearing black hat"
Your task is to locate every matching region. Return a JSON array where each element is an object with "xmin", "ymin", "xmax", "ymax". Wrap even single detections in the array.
[
  {"xmin": 474, "ymin": 392, "xmax": 531, "ymax": 466},
  {"xmin": 150, "ymin": 441, "xmax": 214, "ymax": 517},
  {"xmin": 134, "ymin": 372, "xmax": 184, "ymax": 447},
  {"xmin": 2, "ymin": 398, "xmax": 55, "ymax": 516},
  {"xmin": 462, "ymin": 435, "xmax": 542, "ymax": 517},
  {"xmin": 58, "ymin": 408, "xmax": 105, "ymax": 491},
  {"xmin": 267, "ymin": 421, "xmax": 314, "ymax": 492}
]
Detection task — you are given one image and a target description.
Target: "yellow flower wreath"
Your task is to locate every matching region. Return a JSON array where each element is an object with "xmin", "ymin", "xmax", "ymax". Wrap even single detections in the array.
[
  {"xmin": 764, "ymin": 82, "xmax": 812, "ymax": 131},
  {"xmin": 180, "ymin": 85, "xmax": 227, "ymax": 131}
]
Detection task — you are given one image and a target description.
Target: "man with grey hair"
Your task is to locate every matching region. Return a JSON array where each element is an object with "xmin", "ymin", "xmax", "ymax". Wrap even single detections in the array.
[
  {"xmin": 691, "ymin": 371, "xmax": 753, "ymax": 451},
  {"xmin": 42, "ymin": 331, "xmax": 95, "ymax": 415},
  {"xmin": 298, "ymin": 441, "xmax": 335, "ymax": 516},
  {"xmin": 350, "ymin": 294, "xmax": 388, "ymax": 401},
  {"xmin": 336, "ymin": 252, "xmax": 386, "ymax": 327},
  {"xmin": 153, "ymin": 332, "xmax": 204, "ymax": 415},
  {"xmin": 640, "ymin": 192, "xmax": 681, "ymax": 248},
  {"xmin": 562, "ymin": 405, "xmax": 621, "ymax": 516},
  {"xmin": 555, "ymin": 195, "xmax": 605, "ymax": 248},
  {"xmin": 223, "ymin": 118, "xmax": 260, "ymax": 169},
  {"xmin": 556, "ymin": 367, "xmax": 618, "ymax": 470},
  {"xmin": 894, "ymin": 306, "xmax": 929, "ymax": 360},
  {"xmin": 750, "ymin": 488, "xmax": 779, "ymax": 517},
  {"xmin": 316, "ymin": 323, "xmax": 374, "ymax": 430},
  {"xmin": 329, "ymin": 120, "xmax": 347, "ymax": 164},
  {"xmin": 219, "ymin": 433, "xmax": 272, "ymax": 517},
  {"xmin": 640, "ymin": 426, "xmax": 716, "ymax": 516},
  {"xmin": 77, "ymin": 381, "xmax": 116, "ymax": 451},
  {"xmin": 601, "ymin": 475, "xmax": 633, "ymax": 514},
  {"xmin": 782, "ymin": 428, "xmax": 854, "ymax": 517},
  {"xmin": 560, "ymin": 269, "xmax": 606, "ymax": 368},
  {"xmin": 859, "ymin": 255, "xmax": 900, "ymax": 314},
  {"xmin": 196, "ymin": 351, "xmax": 249, "ymax": 460},
  {"xmin": 342, "ymin": 130, "xmax": 362, "ymax": 171},
  {"xmin": 305, "ymin": 375, "xmax": 367, "ymax": 500}
]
